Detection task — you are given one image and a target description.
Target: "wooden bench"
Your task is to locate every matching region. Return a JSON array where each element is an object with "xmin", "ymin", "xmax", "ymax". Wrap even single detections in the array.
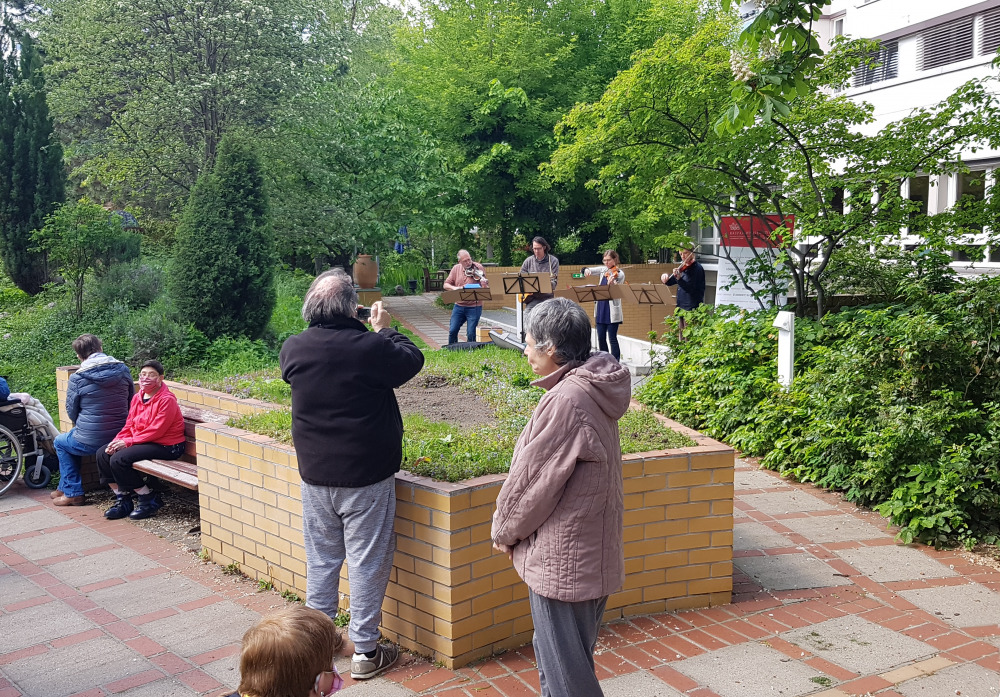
[{"xmin": 132, "ymin": 405, "xmax": 227, "ymax": 490}]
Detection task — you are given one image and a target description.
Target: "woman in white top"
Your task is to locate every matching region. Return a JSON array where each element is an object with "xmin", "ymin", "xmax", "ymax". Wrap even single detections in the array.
[{"xmin": 583, "ymin": 250, "xmax": 625, "ymax": 361}]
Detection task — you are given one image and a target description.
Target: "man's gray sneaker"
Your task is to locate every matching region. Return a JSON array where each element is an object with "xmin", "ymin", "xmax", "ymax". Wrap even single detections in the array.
[{"xmin": 350, "ymin": 643, "xmax": 399, "ymax": 680}]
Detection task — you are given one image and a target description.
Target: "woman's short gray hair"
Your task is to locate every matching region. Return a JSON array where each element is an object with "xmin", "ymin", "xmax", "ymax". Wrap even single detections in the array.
[
  {"xmin": 527, "ymin": 297, "xmax": 592, "ymax": 365},
  {"xmin": 302, "ymin": 269, "xmax": 358, "ymax": 323}
]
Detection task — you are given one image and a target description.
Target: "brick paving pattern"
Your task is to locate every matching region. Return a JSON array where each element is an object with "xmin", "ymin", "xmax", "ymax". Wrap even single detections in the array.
[{"xmin": 2, "ymin": 459, "xmax": 998, "ymax": 696}]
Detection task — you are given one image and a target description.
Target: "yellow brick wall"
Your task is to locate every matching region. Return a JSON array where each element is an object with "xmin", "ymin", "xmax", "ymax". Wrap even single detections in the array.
[
  {"xmin": 197, "ymin": 408, "xmax": 733, "ymax": 668},
  {"xmin": 477, "ymin": 264, "xmax": 682, "ymax": 340}
]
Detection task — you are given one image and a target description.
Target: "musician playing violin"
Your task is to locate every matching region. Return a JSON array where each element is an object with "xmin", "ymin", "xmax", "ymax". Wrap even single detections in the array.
[
  {"xmin": 443, "ymin": 249, "xmax": 490, "ymax": 344},
  {"xmin": 583, "ymin": 250, "xmax": 625, "ymax": 361},
  {"xmin": 660, "ymin": 244, "xmax": 705, "ymax": 333}
]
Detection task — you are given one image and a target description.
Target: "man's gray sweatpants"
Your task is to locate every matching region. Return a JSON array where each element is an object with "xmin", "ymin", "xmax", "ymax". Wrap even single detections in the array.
[
  {"xmin": 301, "ymin": 476, "xmax": 396, "ymax": 654},
  {"xmin": 529, "ymin": 589, "xmax": 608, "ymax": 697}
]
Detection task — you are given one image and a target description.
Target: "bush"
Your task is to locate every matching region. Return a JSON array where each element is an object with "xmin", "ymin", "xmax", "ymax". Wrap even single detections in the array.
[
  {"xmin": 637, "ymin": 277, "xmax": 1000, "ymax": 546},
  {"xmin": 86, "ymin": 261, "xmax": 164, "ymax": 311}
]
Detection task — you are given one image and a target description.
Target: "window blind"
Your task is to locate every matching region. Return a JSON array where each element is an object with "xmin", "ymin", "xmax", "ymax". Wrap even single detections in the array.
[{"xmin": 919, "ymin": 15, "xmax": 974, "ymax": 70}]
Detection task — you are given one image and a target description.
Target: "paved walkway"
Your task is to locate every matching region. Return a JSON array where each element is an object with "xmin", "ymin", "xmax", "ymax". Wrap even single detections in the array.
[
  {"xmin": 2, "ymin": 460, "xmax": 999, "ymax": 697},
  {"xmin": 384, "ymin": 293, "xmax": 518, "ymax": 349}
]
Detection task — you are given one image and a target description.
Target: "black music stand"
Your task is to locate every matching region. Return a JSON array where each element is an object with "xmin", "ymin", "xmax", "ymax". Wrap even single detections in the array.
[
  {"xmin": 555, "ymin": 285, "xmax": 614, "ymax": 304},
  {"xmin": 501, "ymin": 273, "xmax": 551, "ymax": 341}
]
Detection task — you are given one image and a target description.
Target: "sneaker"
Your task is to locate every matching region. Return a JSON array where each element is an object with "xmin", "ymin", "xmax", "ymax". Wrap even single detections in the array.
[
  {"xmin": 105, "ymin": 493, "xmax": 134, "ymax": 520},
  {"xmin": 351, "ymin": 643, "xmax": 399, "ymax": 680}
]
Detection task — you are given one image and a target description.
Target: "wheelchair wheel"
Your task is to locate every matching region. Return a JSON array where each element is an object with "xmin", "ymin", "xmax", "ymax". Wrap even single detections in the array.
[
  {"xmin": 0, "ymin": 425, "xmax": 23, "ymax": 497},
  {"xmin": 23, "ymin": 461, "xmax": 52, "ymax": 489}
]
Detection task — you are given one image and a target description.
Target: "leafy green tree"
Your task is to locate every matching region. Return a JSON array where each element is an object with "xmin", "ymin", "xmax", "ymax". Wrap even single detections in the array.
[
  {"xmin": 39, "ymin": 0, "xmax": 351, "ymax": 213},
  {"xmin": 0, "ymin": 33, "xmax": 66, "ymax": 294},
  {"xmin": 33, "ymin": 199, "xmax": 140, "ymax": 316},
  {"xmin": 169, "ymin": 135, "xmax": 275, "ymax": 339},
  {"xmin": 392, "ymin": 0, "xmax": 659, "ymax": 264},
  {"xmin": 547, "ymin": 10, "xmax": 1000, "ymax": 318}
]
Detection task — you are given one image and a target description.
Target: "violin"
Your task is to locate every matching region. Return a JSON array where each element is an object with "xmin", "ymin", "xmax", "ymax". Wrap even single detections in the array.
[
  {"xmin": 603, "ymin": 264, "xmax": 620, "ymax": 285},
  {"xmin": 674, "ymin": 253, "xmax": 695, "ymax": 278},
  {"xmin": 464, "ymin": 265, "xmax": 486, "ymax": 282}
]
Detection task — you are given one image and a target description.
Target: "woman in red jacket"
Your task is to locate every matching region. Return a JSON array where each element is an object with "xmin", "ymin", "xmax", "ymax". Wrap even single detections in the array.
[{"xmin": 96, "ymin": 360, "xmax": 185, "ymax": 520}]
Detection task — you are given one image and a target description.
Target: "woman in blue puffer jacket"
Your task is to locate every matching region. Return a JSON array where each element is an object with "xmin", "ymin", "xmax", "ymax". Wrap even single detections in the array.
[{"xmin": 52, "ymin": 334, "xmax": 134, "ymax": 506}]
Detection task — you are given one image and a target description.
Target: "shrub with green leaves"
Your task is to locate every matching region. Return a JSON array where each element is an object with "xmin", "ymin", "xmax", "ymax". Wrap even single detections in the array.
[{"xmin": 636, "ymin": 277, "xmax": 1000, "ymax": 547}]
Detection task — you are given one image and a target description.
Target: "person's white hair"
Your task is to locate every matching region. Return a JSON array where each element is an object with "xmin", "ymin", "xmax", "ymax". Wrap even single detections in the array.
[
  {"xmin": 301, "ymin": 268, "xmax": 358, "ymax": 323},
  {"xmin": 527, "ymin": 298, "xmax": 592, "ymax": 365}
]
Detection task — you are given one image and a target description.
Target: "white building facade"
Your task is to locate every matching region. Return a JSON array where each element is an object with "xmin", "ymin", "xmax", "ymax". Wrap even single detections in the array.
[{"xmin": 710, "ymin": 0, "xmax": 1000, "ymax": 273}]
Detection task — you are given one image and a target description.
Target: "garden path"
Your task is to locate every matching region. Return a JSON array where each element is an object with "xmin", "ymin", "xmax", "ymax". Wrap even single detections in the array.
[{"xmin": 1, "ymin": 458, "xmax": 998, "ymax": 697}]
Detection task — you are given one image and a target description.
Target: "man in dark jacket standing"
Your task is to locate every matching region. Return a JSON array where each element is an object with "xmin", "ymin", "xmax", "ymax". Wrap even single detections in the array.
[
  {"xmin": 52, "ymin": 334, "xmax": 134, "ymax": 506},
  {"xmin": 279, "ymin": 268, "xmax": 424, "ymax": 681}
]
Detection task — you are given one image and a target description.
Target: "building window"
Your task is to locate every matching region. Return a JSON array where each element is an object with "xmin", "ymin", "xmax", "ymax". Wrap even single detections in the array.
[
  {"xmin": 854, "ymin": 42, "xmax": 898, "ymax": 87},
  {"xmin": 919, "ymin": 16, "xmax": 974, "ymax": 70},
  {"xmin": 982, "ymin": 7, "xmax": 1000, "ymax": 56},
  {"xmin": 834, "ymin": 18, "xmax": 844, "ymax": 38}
]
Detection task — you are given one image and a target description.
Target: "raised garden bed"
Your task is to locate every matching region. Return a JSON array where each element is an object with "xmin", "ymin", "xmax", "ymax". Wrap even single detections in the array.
[{"xmin": 56, "ymin": 355, "xmax": 735, "ymax": 668}]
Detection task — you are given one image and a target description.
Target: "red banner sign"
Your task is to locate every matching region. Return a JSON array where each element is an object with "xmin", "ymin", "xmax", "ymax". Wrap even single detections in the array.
[{"xmin": 719, "ymin": 215, "xmax": 794, "ymax": 248}]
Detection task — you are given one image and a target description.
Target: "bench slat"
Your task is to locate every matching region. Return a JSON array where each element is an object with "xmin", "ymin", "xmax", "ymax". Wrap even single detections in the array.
[{"xmin": 134, "ymin": 458, "xmax": 199, "ymax": 490}]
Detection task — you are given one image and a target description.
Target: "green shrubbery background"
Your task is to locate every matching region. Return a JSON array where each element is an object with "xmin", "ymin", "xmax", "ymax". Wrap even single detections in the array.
[{"xmin": 636, "ymin": 275, "xmax": 1000, "ymax": 547}]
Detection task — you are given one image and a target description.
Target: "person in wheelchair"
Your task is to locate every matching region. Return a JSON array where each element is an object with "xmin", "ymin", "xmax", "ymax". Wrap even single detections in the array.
[
  {"xmin": 52, "ymin": 335, "xmax": 133, "ymax": 506},
  {"xmin": 97, "ymin": 360, "xmax": 185, "ymax": 520}
]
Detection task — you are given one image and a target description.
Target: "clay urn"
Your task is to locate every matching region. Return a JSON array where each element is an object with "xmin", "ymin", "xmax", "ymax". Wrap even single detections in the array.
[{"xmin": 353, "ymin": 254, "xmax": 378, "ymax": 289}]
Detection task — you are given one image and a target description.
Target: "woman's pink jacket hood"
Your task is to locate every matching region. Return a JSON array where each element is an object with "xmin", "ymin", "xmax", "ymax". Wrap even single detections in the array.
[{"xmin": 491, "ymin": 351, "xmax": 631, "ymax": 602}]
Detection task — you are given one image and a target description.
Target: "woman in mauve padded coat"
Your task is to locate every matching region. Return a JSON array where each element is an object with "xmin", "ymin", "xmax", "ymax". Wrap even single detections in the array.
[{"xmin": 492, "ymin": 298, "xmax": 631, "ymax": 697}]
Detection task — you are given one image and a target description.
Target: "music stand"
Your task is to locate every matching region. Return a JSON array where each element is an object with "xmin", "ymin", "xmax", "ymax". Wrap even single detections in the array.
[
  {"xmin": 440, "ymin": 287, "xmax": 494, "ymax": 304},
  {"xmin": 554, "ymin": 285, "xmax": 614, "ymax": 303},
  {"xmin": 501, "ymin": 273, "xmax": 551, "ymax": 341},
  {"xmin": 614, "ymin": 283, "xmax": 673, "ymax": 306}
]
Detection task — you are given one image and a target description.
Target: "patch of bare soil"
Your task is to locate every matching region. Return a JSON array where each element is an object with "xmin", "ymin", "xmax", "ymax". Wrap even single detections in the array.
[
  {"xmin": 89, "ymin": 487, "xmax": 203, "ymax": 552},
  {"xmin": 394, "ymin": 375, "xmax": 496, "ymax": 430}
]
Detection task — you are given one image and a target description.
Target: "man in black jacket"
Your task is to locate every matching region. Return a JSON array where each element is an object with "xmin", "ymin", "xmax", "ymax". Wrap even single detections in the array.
[{"xmin": 279, "ymin": 268, "xmax": 424, "ymax": 681}]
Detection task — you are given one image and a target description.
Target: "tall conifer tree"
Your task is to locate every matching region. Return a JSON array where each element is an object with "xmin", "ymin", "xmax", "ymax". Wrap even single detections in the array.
[
  {"xmin": 0, "ymin": 34, "xmax": 65, "ymax": 294},
  {"xmin": 169, "ymin": 135, "xmax": 276, "ymax": 339}
]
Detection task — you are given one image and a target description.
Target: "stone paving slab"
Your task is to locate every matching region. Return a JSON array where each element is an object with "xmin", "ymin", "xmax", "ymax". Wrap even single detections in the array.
[
  {"xmin": 139, "ymin": 600, "xmax": 259, "ymax": 658},
  {"xmin": 834, "ymin": 545, "xmax": 958, "ymax": 583},
  {"xmin": 896, "ymin": 662, "xmax": 1000, "ymax": 696},
  {"xmin": 734, "ymin": 469, "xmax": 784, "ymax": 490},
  {"xmin": 599, "ymin": 670, "xmax": 685, "ymax": 696},
  {"xmin": 118, "ymin": 681, "xmax": 203, "ymax": 697},
  {"xmin": 0, "ymin": 491, "xmax": 40, "ymax": 513},
  {"xmin": 86, "ymin": 570, "xmax": 212, "ymax": 618},
  {"xmin": 782, "ymin": 616, "xmax": 935, "ymax": 674},
  {"xmin": 738, "ymin": 490, "xmax": 836, "ymax": 515},
  {"xmin": 0, "ymin": 599, "xmax": 95, "ymax": 652},
  {"xmin": 6, "ymin": 525, "xmax": 113, "ymax": 561},
  {"xmin": 734, "ymin": 522, "xmax": 798, "ymax": 551},
  {"xmin": 674, "ymin": 642, "xmax": 825, "ymax": 697},
  {"xmin": 200, "ymin": 654, "xmax": 240, "ymax": 692},
  {"xmin": 337, "ymin": 676, "xmax": 424, "ymax": 695},
  {"xmin": 44, "ymin": 546, "xmax": 160, "ymax": 587},
  {"xmin": 2, "ymin": 635, "xmax": 153, "ymax": 697},
  {"xmin": 898, "ymin": 583, "xmax": 1000, "ymax": 628},
  {"xmin": 734, "ymin": 552, "xmax": 853, "ymax": 590},
  {"xmin": 0, "ymin": 569, "xmax": 47, "ymax": 605},
  {"xmin": 0, "ymin": 507, "xmax": 72, "ymax": 537},
  {"xmin": 778, "ymin": 514, "xmax": 886, "ymax": 543}
]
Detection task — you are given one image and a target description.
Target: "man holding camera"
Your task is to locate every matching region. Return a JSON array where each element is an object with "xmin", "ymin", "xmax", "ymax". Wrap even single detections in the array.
[
  {"xmin": 443, "ymin": 249, "xmax": 490, "ymax": 344},
  {"xmin": 279, "ymin": 268, "xmax": 424, "ymax": 681}
]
